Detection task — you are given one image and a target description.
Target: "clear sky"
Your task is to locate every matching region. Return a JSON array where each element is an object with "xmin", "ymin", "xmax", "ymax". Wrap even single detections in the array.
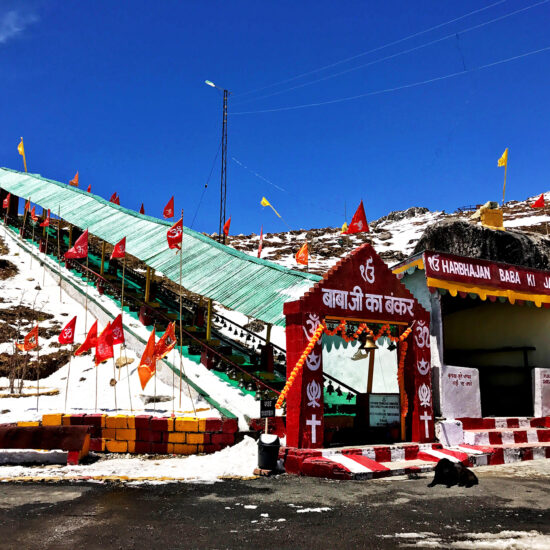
[{"xmin": 1, "ymin": 1, "xmax": 549, "ymax": 234}]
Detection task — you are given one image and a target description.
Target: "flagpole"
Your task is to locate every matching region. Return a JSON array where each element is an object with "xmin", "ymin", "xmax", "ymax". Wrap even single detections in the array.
[
  {"xmin": 179, "ymin": 211, "xmax": 184, "ymax": 409},
  {"xmin": 21, "ymin": 200, "xmax": 28, "ymax": 240},
  {"xmin": 502, "ymin": 162, "xmax": 507, "ymax": 206},
  {"xmin": 35, "ymin": 337, "xmax": 40, "ymax": 412},
  {"xmin": 57, "ymin": 207, "xmax": 62, "ymax": 303},
  {"xmin": 43, "ymin": 229, "xmax": 49, "ymax": 286},
  {"xmin": 30, "ymin": 222, "xmax": 35, "ymax": 267},
  {"xmin": 64, "ymin": 350, "xmax": 72, "ymax": 411},
  {"xmin": 20, "ymin": 137, "xmax": 27, "ymax": 173},
  {"xmin": 126, "ymin": 348, "xmax": 133, "ymax": 413},
  {"xmin": 84, "ymin": 255, "xmax": 89, "ymax": 332},
  {"xmin": 111, "ymin": 356, "xmax": 118, "ymax": 411},
  {"xmin": 95, "ymin": 356, "xmax": 98, "ymax": 412},
  {"xmin": 172, "ymin": 347, "xmax": 175, "ymax": 415}
]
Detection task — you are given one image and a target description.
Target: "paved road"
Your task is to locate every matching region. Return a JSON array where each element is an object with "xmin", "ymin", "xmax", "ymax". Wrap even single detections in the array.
[{"xmin": 0, "ymin": 461, "xmax": 549, "ymax": 549}]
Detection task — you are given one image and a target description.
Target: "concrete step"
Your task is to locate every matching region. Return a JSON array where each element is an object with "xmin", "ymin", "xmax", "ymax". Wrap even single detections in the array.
[
  {"xmin": 485, "ymin": 441, "xmax": 550, "ymax": 465},
  {"xmin": 464, "ymin": 427, "xmax": 550, "ymax": 446},
  {"xmin": 458, "ymin": 416, "xmax": 550, "ymax": 430}
]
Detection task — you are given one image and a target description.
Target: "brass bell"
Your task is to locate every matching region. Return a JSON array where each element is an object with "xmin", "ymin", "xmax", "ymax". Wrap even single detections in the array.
[{"xmin": 364, "ymin": 335, "xmax": 378, "ymax": 350}]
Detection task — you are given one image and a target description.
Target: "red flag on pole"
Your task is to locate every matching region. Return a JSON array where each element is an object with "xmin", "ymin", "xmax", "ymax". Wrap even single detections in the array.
[
  {"xmin": 138, "ymin": 328, "xmax": 157, "ymax": 390},
  {"xmin": 163, "ymin": 196, "xmax": 174, "ymax": 219},
  {"xmin": 40, "ymin": 209, "xmax": 51, "ymax": 227},
  {"xmin": 223, "ymin": 217, "xmax": 231, "ymax": 236},
  {"xmin": 139, "ymin": 203, "xmax": 145, "ymax": 215},
  {"xmin": 109, "ymin": 192, "xmax": 119, "ymax": 204},
  {"xmin": 3, "ymin": 193, "xmax": 10, "ymax": 209},
  {"xmin": 531, "ymin": 194, "xmax": 545, "ymax": 208},
  {"xmin": 257, "ymin": 226, "xmax": 263, "ymax": 258},
  {"xmin": 16, "ymin": 325, "xmax": 39, "ymax": 352},
  {"xmin": 24, "ymin": 198, "xmax": 30, "ymax": 212},
  {"xmin": 69, "ymin": 172, "xmax": 79, "ymax": 187},
  {"xmin": 111, "ymin": 314, "xmax": 125, "ymax": 346},
  {"xmin": 345, "ymin": 200, "xmax": 369, "ymax": 234},
  {"xmin": 295, "ymin": 242, "xmax": 308, "ymax": 266},
  {"xmin": 154, "ymin": 322, "xmax": 176, "ymax": 360},
  {"xmin": 95, "ymin": 323, "xmax": 114, "ymax": 365},
  {"xmin": 87, "ymin": 184, "xmax": 91, "ymax": 193},
  {"xmin": 74, "ymin": 321, "xmax": 98, "ymax": 356},
  {"xmin": 167, "ymin": 218, "xmax": 183, "ymax": 250},
  {"xmin": 58, "ymin": 316, "xmax": 77, "ymax": 345},
  {"xmin": 30, "ymin": 206, "xmax": 38, "ymax": 222},
  {"xmin": 110, "ymin": 237, "xmax": 126, "ymax": 259},
  {"xmin": 64, "ymin": 229, "xmax": 88, "ymax": 259},
  {"xmin": 114, "ymin": 195, "xmax": 120, "ymax": 205}
]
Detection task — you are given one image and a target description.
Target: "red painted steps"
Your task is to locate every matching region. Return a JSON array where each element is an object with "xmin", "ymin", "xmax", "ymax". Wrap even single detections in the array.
[{"xmin": 463, "ymin": 427, "xmax": 550, "ymax": 446}]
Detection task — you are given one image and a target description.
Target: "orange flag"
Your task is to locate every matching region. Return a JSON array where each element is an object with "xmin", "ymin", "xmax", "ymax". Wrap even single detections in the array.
[
  {"xmin": 138, "ymin": 328, "xmax": 157, "ymax": 390},
  {"xmin": 16, "ymin": 325, "xmax": 39, "ymax": 352},
  {"xmin": 74, "ymin": 320, "xmax": 98, "ymax": 356},
  {"xmin": 154, "ymin": 322, "xmax": 177, "ymax": 360},
  {"xmin": 69, "ymin": 172, "xmax": 79, "ymax": 187},
  {"xmin": 295, "ymin": 242, "xmax": 308, "ymax": 266},
  {"xmin": 30, "ymin": 206, "xmax": 38, "ymax": 222},
  {"xmin": 24, "ymin": 198, "xmax": 30, "ymax": 212}
]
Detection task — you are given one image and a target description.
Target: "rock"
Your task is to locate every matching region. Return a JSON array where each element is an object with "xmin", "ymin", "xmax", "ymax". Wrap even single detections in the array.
[
  {"xmin": 414, "ymin": 219, "xmax": 550, "ymax": 269},
  {"xmin": 116, "ymin": 356, "xmax": 135, "ymax": 368},
  {"xmin": 377, "ymin": 231, "xmax": 392, "ymax": 241},
  {"xmin": 376, "ymin": 207, "xmax": 429, "ymax": 225},
  {"xmin": 141, "ymin": 394, "xmax": 172, "ymax": 404}
]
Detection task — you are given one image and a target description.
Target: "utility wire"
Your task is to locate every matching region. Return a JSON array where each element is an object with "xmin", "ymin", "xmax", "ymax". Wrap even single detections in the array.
[
  {"xmin": 233, "ymin": 0, "xmax": 549, "ymax": 106},
  {"xmin": 231, "ymin": 44, "xmax": 550, "ymax": 116},
  {"xmin": 233, "ymin": 0, "xmax": 507, "ymax": 99}
]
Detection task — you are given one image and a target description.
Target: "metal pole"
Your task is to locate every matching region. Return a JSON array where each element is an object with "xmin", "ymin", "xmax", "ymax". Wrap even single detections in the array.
[
  {"xmin": 84, "ymin": 256, "xmax": 89, "ymax": 332},
  {"xmin": 112, "ymin": 356, "xmax": 118, "ymax": 411},
  {"xmin": 64, "ymin": 352, "xmax": 72, "ymax": 411},
  {"xmin": 57, "ymin": 207, "xmax": 62, "ymax": 303},
  {"xmin": 218, "ymin": 89, "xmax": 228, "ymax": 243}
]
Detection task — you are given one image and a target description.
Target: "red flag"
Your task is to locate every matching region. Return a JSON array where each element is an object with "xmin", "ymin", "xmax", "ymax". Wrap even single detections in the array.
[
  {"xmin": 154, "ymin": 322, "xmax": 176, "ymax": 360},
  {"xmin": 30, "ymin": 206, "xmax": 38, "ymax": 222},
  {"xmin": 65, "ymin": 229, "xmax": 88, "ymax": 259},
  {"xmin": 223, "ymin": 217, "xmax": 231, "ymax": 236},
  {"xmin": 345, "ymin": 200, "xmax": 369, "ymax": 234},
  {"xmin": 58, "ymin": 316, "xmax": 77, "ymax": 345},
  {"xmin": 110, "ymin": 237, "xmax": 126, "ymax": 259},
  {"xmin": 2, "ymin": 193, "xmax": 10, "ymax": 209},
  {"xmin": 95, "ymin": 323, "xmax": 114, "ymax": 365},
  {"xmin": 111, "ymin": 314, "xmax": 125, "ymax": 345},
  {"xmin": 167, "ymin": 218, "xmax": 183, "ymax": 250},
  {"xmin": 531, "ymin": 194, "xmax": 545, "ymax": 208},
  {"xmin": 109, "ymin": 192, "xmax": 119, "ymax": 203},
  {"xmin": 295, "ymin": 242, "xmax": 308, "ymax": 266},
  {"xmin": 163, "ymin": 196, "xmax": 174, "ymax": 219},
  {"xmin": 87, "ymin": 184, "xmax": 91, "ymax": 193},
  {"xmin": 16, "ymin": 325, "xmax": 39, "ymax": 352},
  {"xmin": 138, "ymin": 328, "xmax": 157, "ymax": 390},
  {"xmin": 40, "ymin": 209, "xmax": 51, "ymax": 227},
  {"xmin": 74, "ymin": 321, "xmax": 98, "ymax": 356},
  {"xmin": 139, "ymin": 203, "xmax": 145, "ymax": 215},
  {"xmin": 24, "ymin": 198, "xmax": 30, "ymax": 212},
  {"xmin": 114, "ymin": 195, "xmax": 120, "ymax": 205},
  {"xmin": 69, "ymin": 172, "xmax": 79, "ymax": 187},
  {"xmin": 257, "ymin": 226, "xmax": 263, "ymax": 258}
]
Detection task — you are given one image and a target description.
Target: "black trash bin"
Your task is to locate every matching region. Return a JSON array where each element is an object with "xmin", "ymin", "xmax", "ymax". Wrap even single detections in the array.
[{"xmin": 257, "ymin": 434, "xmax": 280, "ymax": 471}]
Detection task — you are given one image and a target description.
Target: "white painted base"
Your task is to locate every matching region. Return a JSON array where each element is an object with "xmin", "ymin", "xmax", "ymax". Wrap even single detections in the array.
[
  {"xmin": 435, "ymin": 420, "xmax": 464, "ymax": 446},
  {"xmin": 533, "ymin": 368, "xmax": 550, "ymax": 417},
  {"xmin": 439, "ymin": 364, "xmax": 481, "ymax": 418}
]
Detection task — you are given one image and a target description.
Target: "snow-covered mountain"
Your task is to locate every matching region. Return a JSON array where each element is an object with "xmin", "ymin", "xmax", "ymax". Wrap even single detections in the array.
[{"xmin": 227, "ymin": 194, "xmax": 550, "ymax": 274}]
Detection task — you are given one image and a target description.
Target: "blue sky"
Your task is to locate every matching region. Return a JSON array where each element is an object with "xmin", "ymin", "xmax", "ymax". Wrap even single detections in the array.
[{"xmin": 1, "ymin": 1, "xmax": 549, "ymax": 234}]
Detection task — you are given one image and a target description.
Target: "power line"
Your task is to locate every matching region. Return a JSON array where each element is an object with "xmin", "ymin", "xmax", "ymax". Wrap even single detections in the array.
[
  {"xmin": 231, "ymin": 44, "xmax": 550, "ymax": 115},
  {"xmin": 233, "ymin": 0, "xmax": 507, "ymax": 99},
  {"xmin": 233, "ymin": 0, "xmax": 549, "ymax": 106}
]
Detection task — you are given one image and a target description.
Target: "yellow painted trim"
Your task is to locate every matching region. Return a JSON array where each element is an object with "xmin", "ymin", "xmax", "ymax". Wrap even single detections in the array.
[
  {"xmin": 426, "ymin": 277, "xmax": 550, "ymax": 308},
  {"xmin": 392, "ymin": 258, "xmax": 424, "ymax": 275}
]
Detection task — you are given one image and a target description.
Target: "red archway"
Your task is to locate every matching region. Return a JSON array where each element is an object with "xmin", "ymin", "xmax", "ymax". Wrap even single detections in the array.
[{"xmin": 283, "ymin": 243, "xmax": 434, "ymax": 448}]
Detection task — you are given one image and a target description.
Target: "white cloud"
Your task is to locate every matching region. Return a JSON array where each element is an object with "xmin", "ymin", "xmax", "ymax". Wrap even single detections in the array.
[{"xmin": 0, "ymin": 10, "xmax": 38, "ymax": 44}]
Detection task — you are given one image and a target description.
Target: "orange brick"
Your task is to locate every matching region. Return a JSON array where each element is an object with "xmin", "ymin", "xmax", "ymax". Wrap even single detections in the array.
[
  {"xmin": 116, "ymin": 429, "xmax": 137, "ymax": 441},
  {"xmin": 167, "ymin": 432, "xmax": 186, "ymax": 444},
  {"xmin": 62, "ymin": 415, "xmax": 72, "ymax": 426},
  {"xmin": 166, "ymin": 443, "xmax": 174, "ymax": 454},
  {"xmin": 105, "ymin": 415, "xmax": 128, "ymax": 429},
  {"xmin": 198, "ymin": 418, "xmax": 206, "ymax": 432},
  {"xmin": 174, "ymin": 417, "xmax": 199, "ymax": 432},
  {"xmin": 17, "ymin": 421, "xmax": 40, "ymax": 427},
  {"xmin": 173, "ymin": 444, "xmax": 197, "ymax": 455},
  {"xmin": 127, "ymin": 416, "xmax": 136, "ymax": 429},
  {"xmin": 186, "ymin": 433, "xmax": 204, "ymax": 445},
  {"xmin": 42, "ymin": 414, "xmax": 63, "ymax": 426},
  {"xmin": 165, "ymin": 418, "xmax": 175, "ymax": 431},
  {"xmin": 127, "ymin": 441, "xmax": 136, "ymax": 453},
  {"xmin": 102, "ymin": 428, "xmax": 117, "ymax": 439},
  {"xmin": 197, "ymin": 445, "xmax": 204, "ymax": 454},
  {"xmin": 105, "ymin": 440, "xmax": 128, "ymax": 453}
]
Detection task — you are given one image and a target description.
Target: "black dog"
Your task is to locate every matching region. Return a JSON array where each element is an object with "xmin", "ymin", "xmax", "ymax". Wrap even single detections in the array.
[{"xmin": 427, "ymin": 458, "xmax": 478, "ymax": 488}]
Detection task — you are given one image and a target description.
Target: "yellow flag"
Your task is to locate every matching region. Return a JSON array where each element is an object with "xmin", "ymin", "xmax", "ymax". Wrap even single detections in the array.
[
  {"xmin": 341, "ymin": 222, "xmax": 348, "ymax": 234},
  {"xmin": 497, "ymin": 148, "xmax": 508, "ymax": 167},
  {"xmin": 260, "ymin": 196, "xmax": 281, "ymax": 218},
  {"xmin": 17, "ymin": 138, "xmax": 25, "ymax": 157}
]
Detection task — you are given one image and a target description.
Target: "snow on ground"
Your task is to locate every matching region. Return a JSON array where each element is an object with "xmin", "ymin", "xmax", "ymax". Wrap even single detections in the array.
[
  {"xmin": 0, "ymin": 436, "xmax": 258, "ymax": 483},
  {"xmin": 0, "ymin": 225, "xmax": 263, "ymax": 426}
]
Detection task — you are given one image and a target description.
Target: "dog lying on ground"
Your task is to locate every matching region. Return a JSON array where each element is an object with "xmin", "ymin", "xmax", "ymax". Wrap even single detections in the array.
[{"xmin": 427, "ymin": 458, "xmax": 478, "ymax": 488}]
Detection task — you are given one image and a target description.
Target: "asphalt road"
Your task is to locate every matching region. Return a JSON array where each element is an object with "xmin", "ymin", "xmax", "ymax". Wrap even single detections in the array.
[{"xmin": 0, "ymin": 461, "xmax": 549, "ymax": 549}]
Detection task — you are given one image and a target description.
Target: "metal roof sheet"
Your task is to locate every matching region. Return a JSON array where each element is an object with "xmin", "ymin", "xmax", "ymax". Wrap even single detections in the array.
[{"xmin": 0, "ymin": 167, "xmax": 321, "ymax": 326}]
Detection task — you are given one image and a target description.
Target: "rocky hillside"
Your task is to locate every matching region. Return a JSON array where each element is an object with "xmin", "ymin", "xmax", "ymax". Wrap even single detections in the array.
[{"xmin": 225, "ymin": 193, "xmax": 550, "ymax": 275}]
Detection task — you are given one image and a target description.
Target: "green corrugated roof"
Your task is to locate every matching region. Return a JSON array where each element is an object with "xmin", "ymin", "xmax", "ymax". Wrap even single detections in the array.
[{"xmin": 0, "ymin": 167, "xmax": 321, "ymax": 326}]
